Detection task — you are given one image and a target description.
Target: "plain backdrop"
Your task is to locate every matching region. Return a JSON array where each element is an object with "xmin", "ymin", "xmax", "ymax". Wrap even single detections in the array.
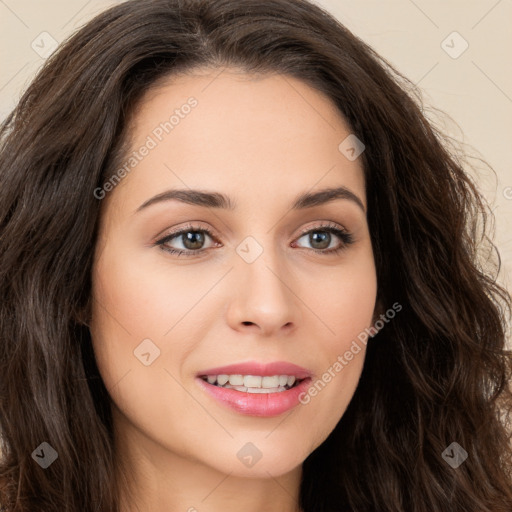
[{"xmin": 1, "ymin": 0, "xmax": 511, "ymax": 341}]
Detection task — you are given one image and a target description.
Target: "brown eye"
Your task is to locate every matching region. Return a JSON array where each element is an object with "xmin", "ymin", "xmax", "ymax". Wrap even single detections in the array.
[
  {"xmin": 294, "ymin": 224, "xmax": 354, "ymax": 254},
  {"xmin": 156, "ymin": 226, "xmax": 216, "ymax": 256},
  {"xmin": 305, "ymin": 231, "xmax": 332, "ymax": 250},
  {"xmin": 178, "ymin": 231, "xmax": 207, "ymax": 250}
]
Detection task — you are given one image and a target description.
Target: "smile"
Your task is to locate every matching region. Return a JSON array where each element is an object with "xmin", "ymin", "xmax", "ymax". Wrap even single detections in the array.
[{"xmin": 199, "ymin": 374, "xmax": 305, "ymax": 393}]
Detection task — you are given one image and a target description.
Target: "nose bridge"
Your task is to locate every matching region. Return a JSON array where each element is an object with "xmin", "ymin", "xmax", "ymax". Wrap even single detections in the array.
[{"xmin": 226, "ymin": 231, "xmax": 299, "ymax": 334}]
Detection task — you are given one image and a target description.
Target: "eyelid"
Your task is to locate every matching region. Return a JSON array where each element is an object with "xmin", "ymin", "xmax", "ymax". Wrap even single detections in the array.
[
  {"xmin": 154, "ymin": 220, "xmax": 354, "ymax": 257},
  {"xmin": 296, "ymin": 220, "xmax": 346, "ymax": 237},
  {"xmin": 156, "ymin": 220, "xmax": 348, "ymax": 241},
  {"xmin": 292, "ymin": 221, "xmax": 354, "ymax": 252},
  {"xmin": 154, "ymin": 221, "xmax": 220, "ymax": 250},
  {"xmin": 154, "ymin": 220, "xmax": 219, "ymax": 241}
]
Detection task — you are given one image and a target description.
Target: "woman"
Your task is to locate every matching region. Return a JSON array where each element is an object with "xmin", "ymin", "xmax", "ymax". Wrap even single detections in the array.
[{"xmin": 0, "ymin": 0, "xmax": 511, "ymax": 510}]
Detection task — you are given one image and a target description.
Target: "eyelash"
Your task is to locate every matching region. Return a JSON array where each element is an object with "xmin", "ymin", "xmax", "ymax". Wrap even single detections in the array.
[{"xmin": 154, "ymin": 222, "xmax": 354, "ymax": 258}]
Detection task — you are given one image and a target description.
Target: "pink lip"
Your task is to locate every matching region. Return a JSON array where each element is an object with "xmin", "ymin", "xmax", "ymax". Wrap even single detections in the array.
[
  {"xmin": 196, "ymin": 376, "xmax": 313, "ymax": 417},
  {"xmin": 196, "ymin": 360, "xmax": 312, "ymax": 380},
  {"xmin": 195, "ymin": 360, "xmax": 314, "ymax": 417}
]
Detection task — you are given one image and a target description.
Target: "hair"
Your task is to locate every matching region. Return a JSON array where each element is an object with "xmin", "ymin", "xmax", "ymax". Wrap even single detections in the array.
[{"xmin": 1, "ymin": 0, "xmax": 511, "ymax": 510}]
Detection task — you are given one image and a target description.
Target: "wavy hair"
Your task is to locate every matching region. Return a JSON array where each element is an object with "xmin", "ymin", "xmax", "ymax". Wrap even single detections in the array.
[{"xmin": 1, "ymin": 0, "xmax": 511, "ymax": 510}]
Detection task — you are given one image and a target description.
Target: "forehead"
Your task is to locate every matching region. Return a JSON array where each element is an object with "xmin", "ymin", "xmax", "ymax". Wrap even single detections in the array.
[{"xmin": 104, "ymin": 68, "xmax": 366, "ymax": 215}]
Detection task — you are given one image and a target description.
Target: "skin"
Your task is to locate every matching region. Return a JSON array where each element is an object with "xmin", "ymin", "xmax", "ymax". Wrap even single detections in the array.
[{"xmin": 89, "ymin": 67, "xmax": 378, "ymax": 512}]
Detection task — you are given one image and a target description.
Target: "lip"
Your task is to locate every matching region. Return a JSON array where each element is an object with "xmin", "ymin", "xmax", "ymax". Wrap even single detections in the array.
[
  {"xmin": 196, "ymin": 360, "xmax": 312, "ymax": 380},
  {"xmin": 196, "ymin": 375, "xmax": 313, "ymax": 417},
  {"xmin": 195, "ymin": 360, "xmax": 314, "ymax": 417}
]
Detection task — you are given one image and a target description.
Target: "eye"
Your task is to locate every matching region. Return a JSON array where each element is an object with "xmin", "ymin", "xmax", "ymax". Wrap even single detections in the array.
[
  {"xmin": 154, "ymin": 221, "xmax": 354, "ymax": 257},
  {"xmin": 292, "ymin": 222, "xmax": 354, "ymax": 255},
  {"xmin": 155, "ymin": 223, "xmax": 218, "ymax": 257}
]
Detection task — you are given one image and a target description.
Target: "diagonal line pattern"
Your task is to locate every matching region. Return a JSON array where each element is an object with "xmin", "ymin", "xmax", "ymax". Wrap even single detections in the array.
[
  {"xmin": 471, "ymin": 61, "xmax": 512, "ymax": 104},
  {"xmin": 201, "ymin": 66, "xmax": 227, "ymax": 93},
  {"xmin": 200, "ymin": 471, "xmax": 234, "ymax": 502},
  {"xmin": 92, "ymin": 295, "xmax": 133, "ymax": 336},
  {"xmin": 405, "ymin": 0, "xmax": 439, "ymax": 28},
  {"xmin": 0, "ymin": 63, "xmax": 29, "ymax": 92},
  {"xmin": 471, "ymin": 0, "xmax": 503, "ymax": 30},
  {"xmin": 61, "ymin": 0, "xmax": 92, "ymax": 29},
  {"xmin": 264, "ymin": 406, "xmax": 299, "ymax": 438},
  {"xmin": 281, "ymin": 75, "xmax": 337, "ymax": 130},
  {"xmin": 264, "ymin": 470, "xmax": 301, "ymax": 509},
  {"xmin": 106, "ymin": 368, "xmax": 132, "ymax": 395},
  {"xmin": 0, "ymin": 0, "xmax": 29, "ymax": 28},
  {"xmin": 415, "ymin": 62, "xmax": 439, "ymax": 86}
]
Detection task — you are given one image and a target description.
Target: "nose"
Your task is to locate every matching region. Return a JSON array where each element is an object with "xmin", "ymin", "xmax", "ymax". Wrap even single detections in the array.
[{"xmin": 225, "ymin": 249, "xmax": 300, "ymax": 337}]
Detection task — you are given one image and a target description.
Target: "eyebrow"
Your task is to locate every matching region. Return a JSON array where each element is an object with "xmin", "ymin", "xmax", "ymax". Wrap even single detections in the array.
[{"xmin": 135, "ymin": 186, "xmax": 366, "ymax": 214}]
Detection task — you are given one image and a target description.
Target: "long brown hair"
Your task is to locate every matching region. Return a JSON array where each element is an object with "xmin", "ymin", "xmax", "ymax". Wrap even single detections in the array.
[{"xmin": 1, "ymin": 0, "xmax": 511, "ymax": 510}]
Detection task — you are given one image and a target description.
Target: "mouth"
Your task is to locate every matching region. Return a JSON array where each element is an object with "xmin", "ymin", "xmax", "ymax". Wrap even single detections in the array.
[
  {"xmin": 199, "ymin": 374, "xmax": 307, "ymax": 393},
  {"xmin": 195, "ymin": 361, "xmax": 313, "ymax": 417}
]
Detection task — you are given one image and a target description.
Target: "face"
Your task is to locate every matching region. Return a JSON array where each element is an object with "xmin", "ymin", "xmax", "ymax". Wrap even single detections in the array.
[{"xmin": 89, "ymin": 67, "xmax": 377, "ymax": 480}]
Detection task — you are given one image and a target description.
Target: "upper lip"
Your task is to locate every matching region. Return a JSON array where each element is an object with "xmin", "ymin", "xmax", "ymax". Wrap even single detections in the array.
[{"xmin": 197, "ymin": 360, "xmax": 312, "ymax": 380}]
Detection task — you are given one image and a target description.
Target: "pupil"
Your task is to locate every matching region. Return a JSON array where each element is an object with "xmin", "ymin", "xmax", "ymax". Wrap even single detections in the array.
[
  {"xmin": 311, "ymin": 231, "xmax": 330, "ymax": 249},
  {"xmin": 183, "ymin": 231, "xmax": 204, "ymax": 250},
  {"xmin": 181, "ymin": 231, "xmax": 331, "ymax": 251}
]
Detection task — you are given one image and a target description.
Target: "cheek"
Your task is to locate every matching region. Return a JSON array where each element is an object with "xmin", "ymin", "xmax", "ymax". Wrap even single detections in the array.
[
  {"xmin": 88, "ymin": 242, "xmax": 218, "ymax": 396},
  {"xmin": 88, "ymin": 252, "xmax": 196, "ymax": 443},
  {"xmin": 296, "ymin": 252, "xmax": 376, "ymax": 436},
  {"xmin": 306, "ymin": 249, "xmax": 377, "ymax": 350},
  {"xmin": 89, "ymin": 246, "xmax": 192, "ymax": 350},
  {"xmin": 88, "ymin": 246, "xmax": 164, "ymax": 392}
]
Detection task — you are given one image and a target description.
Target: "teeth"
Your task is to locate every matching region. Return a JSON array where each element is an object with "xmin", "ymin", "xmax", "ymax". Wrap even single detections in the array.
[
  {"xmin": 202, "ymin": 373, "xmax": 302, "ymax": 390},
  {"xmin": 220, "ymin": 384, "xmax": 288, "ymax": 393},
  {"xmin": 262, "ymin": 376, "xmax": 279, "ymax": 388},
  {"xmin": 247, "ymin": 386, "xmax": 284, "ymax": 393},
  {"xmin": 217, "ymin": 374, "xmax": 229, "ymax": 386},
  {"xmin": 244, "ymin": 375, "xmax": 262, "ymax": 387},
  {"xmin": 228, "ymin": 374, "xmax": 244, "ymax": 386}
]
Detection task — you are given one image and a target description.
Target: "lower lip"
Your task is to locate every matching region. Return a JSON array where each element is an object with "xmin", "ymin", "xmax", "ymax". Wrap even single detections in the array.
[{"xmin": 196, "ymin": 377, "xmax": 312, "ymax": 417}]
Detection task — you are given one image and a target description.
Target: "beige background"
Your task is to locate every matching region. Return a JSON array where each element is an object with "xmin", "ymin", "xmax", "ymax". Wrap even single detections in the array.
[{"xmin": 1, "ymin": 0, "xmax": 511, "ymax": 339}]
